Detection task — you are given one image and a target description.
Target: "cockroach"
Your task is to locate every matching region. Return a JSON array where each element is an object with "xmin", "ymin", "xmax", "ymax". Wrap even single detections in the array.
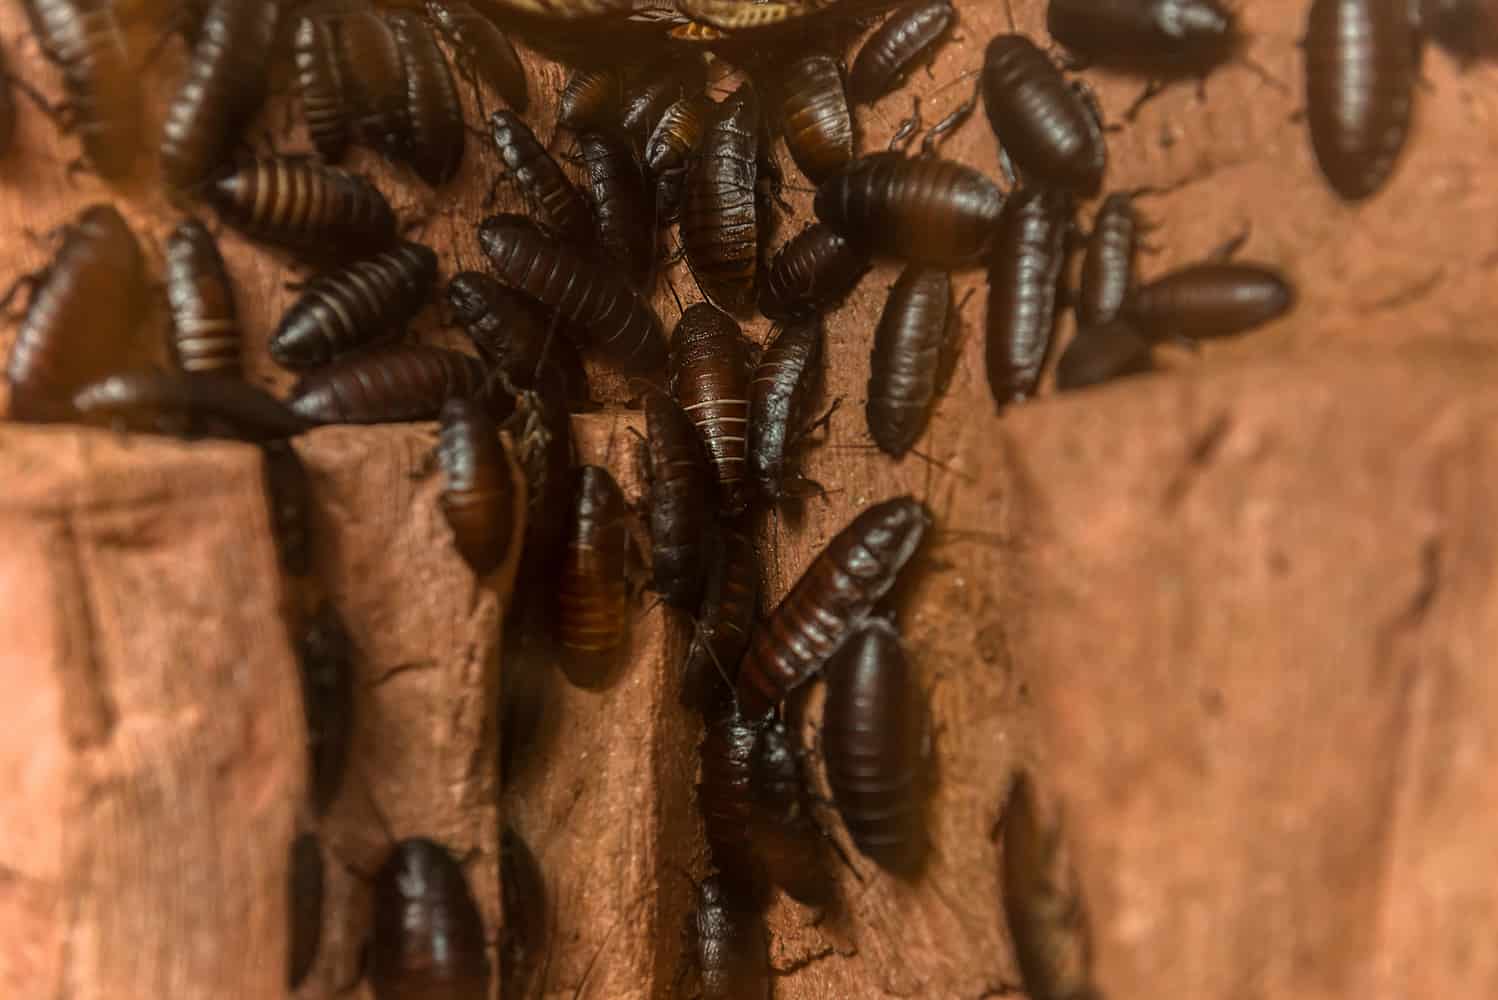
[
  {"xmin": 985, "ymin": 185, "xmax": 1073, "ymax": 411},
  {"xmin": 777, "ymin": 52, "xmax": 854, "ymax": 184},
  {"xmin": 297, "ymin": 600, "xmax": 355, "ymax": 815},
  {"xmin": 1304, "ymin": 0, "xmax": 1416, "ymax": 200},
  {"xmin": 445, "ymin": 271, "xmax": 591, "ymax": 405},
  {"xmin": 698, "ymin": 708, "xmax": 769, "ymax": 900},
  {"xmin": 620, "ymin": 54, "xmax": 708, "ymax": 148},
  {"xmin": 72, "ymin": 372, "xmax": 310, "ymax": 441},
  {"xmin": 336, "ymin": 10, "xmax": 410, "ymax": 161},
  {"xmin": 866, "ymin": 265, "xmax": 952, "ymax": 458},
  {"xmin": 287, "ymin": 832, "xmax": 324, "ymax": 989},
  {"xmin": 159, "ymin": 0, "xmax": 281, "ymax": 193},
  {"xmin": 577, "ymin": 131, "xmax": 655, "ymax": 288},
  {"xmin": 269, "ymin": 242, "xmax": 438, "ymax": 369},
  {"xmin": 682, "ymin": 82, "xmax": 762, "ymax": 315},
  {"xmin": 759, "ymin": 222, "xmax": 871, "ymax": 322},
  {"xmin": 293, "ymin": 15, "xmax": 350, "ymax": 162},
  {"xmin": 488, "ymin": 109, "xmax": 593, "ymax": 241},
  {"xmin": 669, "ymin": 304, "xmax": 753, "ymax": 514},
  {"xmin": 751, "ymin": 719, "xmax": 837, "ymax": 906},
  {"xmin": 1046, "ymin": 0, "xmax": 1239, "ymax": 76},
  {"xmin": 207, "ymin": 157, "xmax": 398, "ymax": 262},
  {"xmin": 645, "ymin": 93, "xmax": 712, "ymax": 222},
  {"xmin": 425, "ymin": 0, "xmax": 529, "ymax": 113},
  {"xmin": 1001, "ymin": 771, "xmax": 1099, "ymax": 1000},
  {"xmin": 387, "ymin": 11, "xmax": 465, "ymax": 185},
  {"xmin": 848, "ymin": 0, "xmax": 956, "ymax": 104},
  {"xmin": 288, "ymin": 345, "xmax": 501, "ymax": 425},
  {"xmin": 558, "ymin": 66, "xmax": 623, "ymax": 132},
  {"xmin": 1124, "ymin": 261, "xmax": 1294, "ymax": 340},
  {"xmin": 438, "ymin": 398, "xmax": 518, "ymax": 577},
  {"xmin": 370, "ymin": 838, "xmax": 490, "ymax": 1000},
  {"xmin": 736, "ymin": 496, "xmax": 931, "ymax": 716},
  {"xmin": 500, "ymin": 826, "xmax": 546, "ymax": 998},
  {"xmin": 1055, "ymin": 318, "xmax": 1156, "ymax": 391},
  {"xmin": 5, "ymin": 204, "xmax": 147, "ymax": 423},
  {"xmin": 261, "ymin": 439, "xmax": 313, "ymax": 579},
  {"xmin": 28, "ymin": 0, "xmax": 142, "ymax": 178},
  {"xmin": 683, "ymin": 523, "xmax": 759, "ymax": 714},
  {"xmin": 814, "ymin": 152, "xmax": 1005, "ymax": 266},
  {"xmin": 644, "ymin": 390, "xmax": 716, "ymax": 610},
  {"xmin": 822, "ymin": 618, "xmax": 928, "ymax": 876},
  {"xmin": 165, "ymin": 219, "xmax": 241, "ymax": 378},
  {"xmin": 1079, "ymin": 191, "xmax": 1147, "ymax": 329},
  {"xmin": 981, "ymin": 35, "xmax": 1106, "ymax": 194},
  {"xmin": 557, "ymin": 465, "xmax": 632, "ymax": 687},
  {"xmin": 690, "ymin": 875, "xmax": 770, "ymax": 1000},
  {"xmin": 477, "ymin": 212, "xmax": 668, "ymax": 372},
  {"xmin": 747, "ymin": 317, "xmax": 824, "ymax": 503}
]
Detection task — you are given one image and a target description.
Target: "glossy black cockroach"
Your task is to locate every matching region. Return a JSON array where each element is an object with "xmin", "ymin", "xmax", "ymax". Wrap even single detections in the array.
[
  {"xmin": 621, "ymin": 53, "xmax": 708, "ymax": 149},
  {"xmin": 1056, "ymin": 318, "xmax": 1156, "ymax": 391},
  {"xmin": 682, "ymin": 82, "xmax": 762, "ymax": 316},
  {"xmin": 261, "ymin": 439, "xmax": 313, "ymax": 579},
  {"xmin": 478, "ymin": 212, "xmax": 668, "ymax": 372},
  {"xmin": 336, "ymin": 10, "xmax": 409, "ymax": 162},
  {"xmin": 287, "ymin": 832, "xmax": 324, "ymax": 989},
  {"xmin": 5, "ymin": 204, "xmax": 146, "ymax": 423},
  {"xmin": 867, "ymin": 265, "xmax": 952, "ymax": 458},
  {"xmin": 669, "ymin": 304, "xmax": 754, "ymax": 514},
  {"xmin": 269, "ymin": 242, "xmax": 438, "ymax": 369},
  {"xmin": 751, "ymin": 719, "xmax": 837, "ymax": 906},
  {"xmin": 438, "ymin": 398, "xmax": 518, "ymax": 577},
  {"xmin": 683, "ymin": 523, "xmax": 759, "ymax": 715},
  {"xmin": 387, "ymin": 11, "xmax": 465, "ymax": 185},
  {"xmin": 1079, "ymin": 190, "xmax": 1148, "ymax": 329},
  {"xmin": 288, "ymin": 345, "xmax": 501, "ymax": 425},
  {"xmin": 207, "ymin": 157, "xmax": 398, "ymax": 262},
  {"xmin": 981, "ymin": 34, "xmax": 1106, "ymax": 194},
  {"xmin": 425, "ymin": 0, "xmax": 529, "ymax": 113},
  {"xmin": 445, "ymin": 270, "xmax": 590, "ymax": 405},
  {"xmin": 500, "ymin": 826, "xmax": 546, "ymax": 999},
  {"xmin": 370, "ymin": 838, "xmax": 490, "ymax": 1000},
  {"xmin": 578, "ymin": 131, "xmax": 655, "ymax": 288},
  {"xmin": 736, "ymin": 496, "xmax": 931, "ymax": 716},
  {"xmin": 1047, "ymin": 0, "xmax": 1239, "ymax": 77},
  {"xmin": 488, "ymin": 109, "xmax": 593, "ymax": 242},
  {"xmin": 848, "ymin": 0, "xmax": 956, "ymax": 104},
  {"xmin": 691, "ymin": 874, "xmax": 770, "ymax": 1000},
  {"xmin": 1124, "ymin": 261, "xmax": 1294, "ymax": 341},
  {"xmin": 985, "ymin": 186, "xmax": 1073, "ymax": 411},
  {"xmin": 293, "ymin": 15, "xmax": 350, "ymax": 162},
  {"xmin": 558, "ymin": 66, "xmax": 623, "ymax": 132},
  {"xmin": 698, "ymin": 708, "xmax": 770, "ymax": 901},
  {"xmin": 645, "ymin": 93, "xmax": 713, "ymax": 222},
  {"xmin": 777, "ymin": 51, "xmax": 854, "ymax": 184},
  {"xmin": 28, "ymin": 0, "xmax": 142, "ymax": 178},
  {"xmin": 165, "ymin": 219, "xmax": 241, "ymax": 378},
  {"xmin": 1001, "ymin": 771, "xmax": 1099, "ymax": 1000},
  {"xmin": 159, "ymin": 0, "xmax": 281, "ymax": 193},
  {"xmin": 814, "ymin": 152, "xmax": 1005, "ymax": 266},
  {"xmin": 1304, "ymin": 0, "xmax": 1416, "ymax": 200},
  {"xmin": 747, "ymin": 317, "xmax": 825, "ymax": 503},
  {"xmin": 296, "ymin": 600, "xmax": 355, "ymax": 815},
  {"xmin": 823, "ymin": 618, "xmax": 928, "ymax": 876},
  {"xmin": 758, "ymin": 222, "xmax": 871, "ymax": 323},
  {"xmin": 72, "ymin": 371, "xmax": 310, "ymax": 441},
  {"xmin": 558, "ymin": 464, "xmax": 632, "ymax": 687},
  {"xmin": 644, "ymin": 390, "xmax": 716, "ymax": 610}
]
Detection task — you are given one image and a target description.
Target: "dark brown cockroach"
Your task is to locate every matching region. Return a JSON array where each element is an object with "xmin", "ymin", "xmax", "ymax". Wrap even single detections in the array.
[
  {"xmin": 985, "ymin": 185, "xmax": 1073, "ymax": 411},
  {"xmin": 822, "ymin": 618, "xmax": 928, "ymax": 876},
  {"xmin": 207, "ymin": 157, "xmax": 398, "ymax": 262},
  {"xmin": 438, "ymin": 398, "xmax": 519, "ymax": 577},
  {"xmin": 488, "ymin": 110, "xmax": 593, "ymax": 241},
  {"xmin": 759, "ymin": 222, "xmax": 871, "ymax": 323},
  {"xmin": 736, "ymin": 496, "xmax": 931, "ymax": 716},
  {"xmin": 645, "ymin": 93, "xmax": 713, "ymax": 222},
  {"xmin": 293, "ymin": 15, "xmax": 351, "ymax": 162},
  {"xmin": 981, "ymin": 35, "xmax": 1106, "ymax": 194},
  {"xmin": 848, "ymin": 0, "xmax": 956, "ymax": 104},
  {"xmin": 558, "ymin": 464, "xmax": 632, "ymax": 687},
  {"xmin": 558, "ymin": 66, "xmax": 623, "ymax": 132},
  {"xmin": 644, "ymin": 390, "xmax": 716, "ymax": 610},
  {"xmin": 445, "ymin": 270, "xmax": 590, "ymax": 404},
  {"xmin": 297, "ymin": 600, "xmax": 355, "ymax": 815},
  {"xmin": 750, "ymin": 719, "xmax": 837, "ymax": 906},
  {"xmin": 1001, "ymin": 771, "xmax": 1100, "ymax": 1000},
  {"xmin": 72, "ymin": 372, "xmax": 310, "ymax": 441},
  {"xmin": 578, "ymin": 131, "xmax": 655, "ymax": 288},
  {"xmin": 1079, "ymin": 190, "xmax": 1147, "ymax": 329},
  {"xmin": 159, "ymin": 0, "xmax": 281, "ymax": 193},
  {"xmin": 690, "ymin": 874, "xmax": 770, "ymax": 1000},
  {"xmin": 500, "ymin": 826, "xmax": 546, "ymax": 999},
  {"xmin": 1304, "ymin": 0, "xmax": 1416, "ymax": 200},
  {"xmin": 387, "ymin": 11, "xmax": 465, "ymax": 185},
  {"xmin": 777, "ymin": 51, "xmax": 854, "ymax": 184},
  {"xmin": 814, "ymin": 152, "xmax": 1005, "ymax": 266},
  {"xmin": 477, "ymin": 212, "xmax": 668, "ymax": 372},
  {"xmin": 5, "ymin": 204, "xmax": 146, "ymax": 423},
  {"xmin": 682, "ymin": 82, "xmax": 762, "ymax": 316},
  {"xmin": 620, "ymin": 54, "xmax": 708, "ymax": 149},
  {"xmin": 287, "ymin": 832, "xmax": 324, "ymax": 989},
  {"xmin": 425, "ymin": 0, "xmax": 529, "ymax": 113},
  {"xmin": 370, "ymin": 838, "xmax": 490, "ymax": 1000},
  {"xmin": 1056, "ymin": 318, "xmax": 1156, "ymax": 391},
  {"xmin": 747, "ymin": 317, "xmax": 825, "ymax": 503},
  {"xmin": 336, "ymin": 10, "xmax": 410, "ymax": 162},
  {"xmin": 1047, "ymin": 0, "xmax": 1239, "ymax": 77},
  {"xmin": 1124, "ymin": 261, "xmax": 1294, "ymax": 341},
  {"xmin": 866, "ymin": 265, "xmax": 952, "ymax": 458},
  {"xmin": 288, "ymin": 345, "xmax": 501, "ymax": 425},
  {"xmin": 261, "ymin": 439, "xmax": 313, "ymax": 579},
  {"xmin": 669, "ymin": 304, "xmax": 754, "ymax": 514},
  {"xmin": 269, "ymin": 242, "xmax": 438, "ymax": 369},
  {"xmin": 28, "ymin": 0, "xmax": 142, "ymax": 178},
  {"xmin": 165, "ymin": 219, "xmax": 241, "ymax": 378},
  {"xmin": 683, "ymin": 523, "xmax": 759, "ymax": 714},
  {"xmin": 698, "ymin": 708, "xmax": 770, "ymax": 901}
]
